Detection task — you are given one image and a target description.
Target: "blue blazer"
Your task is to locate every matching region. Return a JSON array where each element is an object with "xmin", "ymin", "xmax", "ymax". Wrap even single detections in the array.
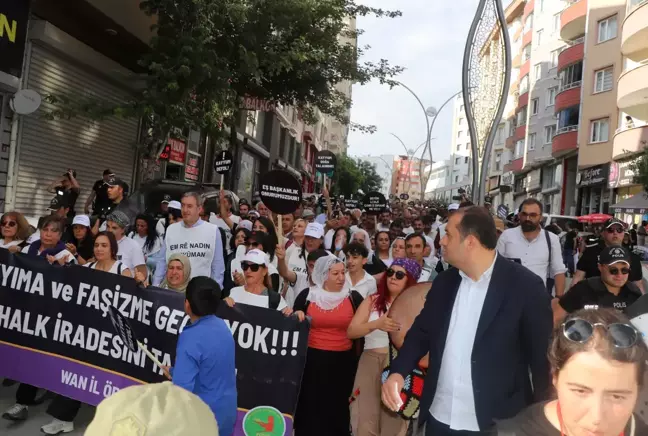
[{"xmin": 390, "ymin": 254, "xmax": 553, "ymax": 430}]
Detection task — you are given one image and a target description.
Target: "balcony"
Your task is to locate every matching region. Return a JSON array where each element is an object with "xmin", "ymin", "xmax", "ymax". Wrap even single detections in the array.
[
  {"xmin": 522, "ymin": 30, "xmax": 533, "ymax": 48},
  {"xmin": 506, "ymin": 135, "xmax": 516, "ymax": 150},
  {"xmin": 518, "ymin": 91, "xmax": 529, "ymax": 110},
  {"xmin": 558, "ymin": 39, "xmax": 584, "ymax": 72},
  {"xmin": 515, "ymin": 124, "xmax": 527, "ymax": 141},
  {"xmin": 561, "ymin": 0, "xmax": 588, "ymax": 41},
  {"xmin": 555, "ymin": 81, "xmax": 582, "ymax": 113},
  {"xmin": 622, "ymin": 0, "xmax": 648, "ymax": 62},
  {"xmin": 552, "ymin": 125, "xmax": 579, "ymax": 157},
  {"xmin": 512, "ymin": 53, "xmax": 522, "ymax": 69},
  {"xmin": 524, "ymin": 0, "xmax": 535, "ymax": 17},
  {"xmin": 617, "ymin": 62, "xmax": 648, "ymax": 118},
  {"xmin": 612, "ymin": 125, "xmax": 648, "ymax": 160},
  {"xmin": 504, "ymin": 157, "xmax": 524, "ymax": 173},
  {"xmin": 520, "ymin": 59, "xmax": 530, "ymax": 78}
]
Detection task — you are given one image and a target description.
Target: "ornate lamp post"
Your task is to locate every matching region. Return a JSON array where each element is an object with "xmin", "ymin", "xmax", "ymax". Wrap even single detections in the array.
[{"xmin": 463, "ymin": 0, "xmax": 512, "ymax": 205}]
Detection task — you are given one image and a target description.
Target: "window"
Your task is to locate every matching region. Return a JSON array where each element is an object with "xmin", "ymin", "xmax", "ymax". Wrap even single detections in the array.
[
  {"xmin": 464, "ymin": 156, "xmax": 469, "ymax": 164},
  {"xmin": 590, "ymin": 118, "xmax": 610, "ymax": 143},
  {"xmin": 553, "ymin": 13, "xmax": 560, "ymax": 32},
  {"xmin": 560, "ymin": 61, "xmax": 583, "ymax": 89},
  {"xmin": 524, "ymin": 13, "xmax": 533, "ymax": 33},
  {"xmin": 544, "ymin": 125, "xmax": 557, "ymax": 144},
  {"xmin": 594, "ymin": 67, "xmax": 613, "ymax": 93},
  {"xmin": 495, "ymin": 151, "xmax": 502, "ymax": 171},
  {"xmin": 538, "ymin": 0, "xmax": 544, "ymax": 11},
  {"xmin": 598, "ymin": 15, "xmax": 617, "ymax": 43},
  {"xmin": 536, "ymin": 29, "xmax": 543, "ymax": 46},
  {"xmin": 517, "ymin": 106, "xmax": 527, "ymax": 127},
  {"xmin": 465, "ymin": 143, "xmax": 469, "ymax": 150},
  {"xmin": 550, "ymin": 50, "xmax": 560, "ymax": 68},
  {"xmin": 460, "ymin": 104, "xmax": 465, "ymax": 112},
  {"xmin": 455, "ymin": 175, "xmax": 459, "ymax": 183},
  {"xmin": 515, "ymin": 140, "xmax": 524, "ymax": 158},
  {"xmin": 520, "ymin": 75, "xmax": 529, "ymax": 94},
  {"xmin": 458, "ymin": 117, "xmax": 464, "ymax": 125},
  {"xmin": 523, "ymin": 44, "xmax": 532, "ymax": 61},
  {"xmin": 531, "ymin": 98, "xmax": 539, "ymax": 115},
  {"xmin": 496, "ymin": 125, "xmax": 505, "ymax": 143},
  {"xmin": 534, "ymin": 64, "xmax": 542, "ymax": 80},
  {"xmin": 457, "ymin": 131, "xmax": 463, "ymax": 138},
  {"xmin": 456, "ymin": 144, "xmax": 461, "ymax": 151},
  {"xmin": 547, "ymin": 87, "xmax": 558, "ymax": 106},
  {"xmin": 455, "ymin": 157, "xmax": 461, "ymax": 165},
  {"xmin": 529, "ymin": 133, "xmax": 536, "ymax": 151}
]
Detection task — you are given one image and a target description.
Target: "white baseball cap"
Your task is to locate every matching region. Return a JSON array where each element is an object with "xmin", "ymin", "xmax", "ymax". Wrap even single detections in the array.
[
  {"xmin": 72, "ymin": 215, "xmax": 91, "ymax": 227},
  {"xmin": 305, "ymin": 222, "xmax": 324, "ymax": 239},
  {"xmin": 168, "ymin": 200, "xmax": 182, "ymax": 210},
  {"xmin": 243, "ymin": 248, "xmax": 267, "ymax": 265},
  {"xmin": 448, "ymin": 203, "xmax": 460, "ymax": 211},
  {"xmin": 238, "ymin": 220, "xmax": 253, "ymax": 231}
]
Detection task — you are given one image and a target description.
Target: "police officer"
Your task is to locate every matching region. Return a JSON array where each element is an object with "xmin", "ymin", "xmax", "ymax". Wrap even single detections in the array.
[
  {"xmin": 571, "ymin": 218, "xmax": 644, "ymax": 293},
  {"xmin": 553, "ymin": 246, "xmax": 642, "ymax": 325}
]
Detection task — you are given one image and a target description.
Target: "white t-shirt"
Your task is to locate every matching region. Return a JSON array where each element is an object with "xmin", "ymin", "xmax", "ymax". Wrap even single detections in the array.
[
  {"xmin": 21, "ymin": 245, "xmax": 75, "ymax": 263},
  {"xmin": 210, "ymin": 213, "xmax": 241, "ymax": 254},
  {"xmin": 403, "ymin": 226, "xmax": 415, "ymax": 235},
  {"xmin": 286, "ymin": 271, "xmax": 310, "ymax": 308},
  {"xmin": 229, "ymin": 286, "xmax": 288, "ymax": 310},
  {"xmin": 324, "ymin": 229, "xmax": 335, "ymax": 251},
  {"xmin": 165, "ymin": 221, "xmax": 219, "ymax": 279},
  {"xmin": 377, "ymin": 223, "xmax": 391, "ymax": 232},
  {"xmin": 0, "ymin": 240, "xmax": 22, "ymax": 249},
  {"xmin": 117, "ymin": 237, "xmax": 146, "ymax": 272},
  {"xmin": 345, "ymin": 271, "xmax": 377, "ymax": 298},
  {"xmin": 128, "ymin": 233, "xmax": 163, "ymax": 257},
  {"xmin": 85, "ymin": 260, "xmax": 128, "ymax": 276}
]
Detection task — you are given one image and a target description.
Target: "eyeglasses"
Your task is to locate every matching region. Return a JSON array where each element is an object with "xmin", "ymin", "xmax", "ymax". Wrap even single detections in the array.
[
  {"xmin": 519, "ymin": 212, "xmax": 540, "ymax": 219},
  {"xmin": 606, "ymin": 227, "xmax": 624, "ymax": 234},
  {"xmin": 241, "ymin": 262, "xmax": 261, "ymax": 272},
  {"xmin": 608, "ymin": 267, "xmax": 630, "ymax": 276},
  {"xmin": 563, "ymin": 318, "xmax": 638, "ymax": 349},
  {"xmin": 386, "ymin": 269, "xmax": 407, "ymax": 280},
  {"xmin": 1, "ymin": 220, "xmax": 16, "ymax": 228}
]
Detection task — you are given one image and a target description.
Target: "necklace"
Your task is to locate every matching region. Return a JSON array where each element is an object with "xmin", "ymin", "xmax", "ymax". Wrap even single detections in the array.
[{"xmin": 557, "ymin": 402, "xmax": 624, "ymax": 436}]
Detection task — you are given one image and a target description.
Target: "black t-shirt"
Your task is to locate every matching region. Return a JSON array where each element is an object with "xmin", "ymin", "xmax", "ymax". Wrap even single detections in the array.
[
  {"xmin": 559, "ymin": 277, "xmax": 642, "ymax": 313},
  {"xmin": 577, "ymin": 243, "xmax": 643, "ymax": 282},
  {"xmin": 496, "ymin": 401, "xmax": 648, "ymax": 435},
  {"xmin": 92, "ymin": 180, "xmax": 110, "ymax": 213},
  {"xmin": 563, "ymin": 230, "xmax": 577, "ymax": 251},
  {"xmin": 55, "ymin": 186, "xmax": 79, "ymax": 213}
]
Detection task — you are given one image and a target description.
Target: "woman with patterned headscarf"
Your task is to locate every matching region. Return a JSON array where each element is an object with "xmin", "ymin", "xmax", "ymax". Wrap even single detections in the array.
[
  {"xmin": 160, "ymin": 254, "xmax": 192, "ymax": 292},
  {"xmin": 347, "ymin": 258, "xmax": 421, "ymax": 436}
]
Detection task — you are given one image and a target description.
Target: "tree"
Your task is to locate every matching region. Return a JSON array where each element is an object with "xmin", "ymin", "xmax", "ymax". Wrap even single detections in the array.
[
  {"xmin": 331, "ymin": 155, "xmax": 382, "ymax": 197},
  {"xmin": 356, "ymin": 159, "xmax": 383, "ymax": 193},
  {"xmin": 45, "ymin": 0, "xmax": 402, "ymax": 156},
  {"xmin": 629, "ymin": 140, "xmax": 648, "ymax": 192}
]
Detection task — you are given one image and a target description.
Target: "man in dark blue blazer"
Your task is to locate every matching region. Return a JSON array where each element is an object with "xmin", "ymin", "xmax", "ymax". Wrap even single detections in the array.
[{"xmin": 382, "ymin": 206, "xmax": 552, "ymax": 435}]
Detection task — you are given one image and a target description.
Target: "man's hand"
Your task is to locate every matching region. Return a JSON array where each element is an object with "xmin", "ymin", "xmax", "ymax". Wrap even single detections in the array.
[
  {"xmin": 161, "ymin": 365, "xmax": 172, "ymax": 380},
  {"xmin": 381, "ymin": 374, "xmax": 405, "ymax": 412}
]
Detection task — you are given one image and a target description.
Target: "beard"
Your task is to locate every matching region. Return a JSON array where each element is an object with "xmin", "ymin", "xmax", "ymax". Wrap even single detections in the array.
[{"xmin": 521, "ymin": 221, "xmax": 539, "ymax": 232}]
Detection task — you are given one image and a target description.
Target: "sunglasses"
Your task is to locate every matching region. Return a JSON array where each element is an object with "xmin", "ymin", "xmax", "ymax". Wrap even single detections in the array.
[
  {"xmin": 1, "ymin": 220, "xmax": 16, "ymax": 228},
  {"xmin": 608, "ymin": 266, "xmax": 630, "ymax": 275},
  {"xmin": 386, "ymin": 269, "xmax": 407, "ymax": 280},
  {"xmin": 241, "ymin": 262, "xmax": 261, "ymax": 272},
  {"xmin": 606, "ymin": 227, "xmax": 624, "ymax": 234},
  {"xmin": 563, "ymin": 318, "xmax": 638, "ymax": 349}
]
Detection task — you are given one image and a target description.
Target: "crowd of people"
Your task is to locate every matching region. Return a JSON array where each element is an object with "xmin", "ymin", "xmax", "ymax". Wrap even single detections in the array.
[{"xmin": 2, "ymin": 167, "xmax": 648, "ymax": 436}]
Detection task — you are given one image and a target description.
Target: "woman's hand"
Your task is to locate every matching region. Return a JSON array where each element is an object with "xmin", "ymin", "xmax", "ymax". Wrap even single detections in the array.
[
  {"xmin": 224, "ymin": 297, "xmax": 235, "ymax": 307},
  {"xmin": 65, "ymin": 243, "xmax": 77, "ymax": 255},
  {"xmin": 374, "ymin": 313, "xmax": 400, "ymax": 333},
  {"xmin": 282, "ymin": 307, "xmax": 293, "ymax": 317},
  {"xmin": 275, "ymin": 244, "xmax": 286, "ymax": 260},
  {"xmin": 161, "ymin": 365, "xmax": 172, "ymax": 380},
  {"xmin": 293, "ymin": 310, "xmax": 306, "ymax": 322},
  {"xmin": 134, "ymin": 270, "xmax": 147, "ymax": 286},
  {"xmin": 233, "ymin": 271, "xmax": 245, "ymax": 286},
  {"xmin": 7, "ymin": 245, "xmax": 20, "ymax": 254}
]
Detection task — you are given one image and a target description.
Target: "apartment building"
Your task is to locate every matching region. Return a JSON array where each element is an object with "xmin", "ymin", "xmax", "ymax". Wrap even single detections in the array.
[
  {"xmin": 445, "ymin": 96, "xmax": 473, "ymax": 198},
  {"xmin": 390, "ymin": 155, "xmax": 430, "ymax": 200},
  {"xmin": 424, "ymin": 159, "xmax": 452, "ymax": 201}
]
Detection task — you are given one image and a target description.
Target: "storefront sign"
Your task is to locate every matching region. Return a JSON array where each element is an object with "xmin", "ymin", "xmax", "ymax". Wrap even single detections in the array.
[
  {"xmin": 608, "ymin": 159, "xmax": 639, "ymax": 189},
  {"xmin": 314, "ymin": 150, "xmax": 336, "ymax": 175},
  {"xmin": 260, "ymin": 170, "xmax": 303, "ymax": 215},
  {"xmin": 184, "ymin": 152, "xmax": 201, "ymax": 182},
  {"xmin": 487, "ymin": 176, "xmax": 500, "ymax": 192},
  {"xmin": 501, "ymin": 171, "xmax": 514, "ymax": 186},
  {"xmin": 168, "ymin": 138, "xmax": 186, "ymax": 165},
  {"xmin": 527, "ymin": 169, "xmax": 542, "ymax": 192},
  {"xmin": 577, "ymin": 164, "xmax": 609, "ymax": 188},
  {"xmin": 362, "ymin": 191, "xmax": 387, "ymax": 215},
  {"xmin": 0, "ymin": 0, "xmax": 30, "ymax": 79},
  {"xmin": 240, "ymin": 95, "xmax": 276, "ymax": 112},
  {"xmin": 213, "ymin": 149, "xmax": 233, "ymax": 174}
]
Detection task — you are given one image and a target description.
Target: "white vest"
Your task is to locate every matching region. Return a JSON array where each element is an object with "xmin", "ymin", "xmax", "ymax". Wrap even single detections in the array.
[{"xmin": 165, "ymin": 221, "xmax": 218, "ymax": 279}]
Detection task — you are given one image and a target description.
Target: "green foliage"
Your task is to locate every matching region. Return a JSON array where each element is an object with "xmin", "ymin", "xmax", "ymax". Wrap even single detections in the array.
[
  {"xmin": 43, "ymin": 0, "xmax": 401, "ymax": 156},
  {"xmin": 629, "ymin": 140, "xmax": 648, "ymax": 192},
  {"xmin": 332, "ymin": 154, "xmax": 383, "ymax": 197}
]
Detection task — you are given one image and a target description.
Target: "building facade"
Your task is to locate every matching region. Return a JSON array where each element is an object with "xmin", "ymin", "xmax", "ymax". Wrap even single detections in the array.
[{"xmin": 390, "ymin": 155, "xmax": 430, "ymax": 200}]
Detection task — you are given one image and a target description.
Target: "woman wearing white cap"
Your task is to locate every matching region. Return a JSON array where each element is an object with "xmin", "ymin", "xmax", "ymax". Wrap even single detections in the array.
[
  {"xmin": 292, "ymin": 255, "xmax": 364, "ymax": 436},
  {"xmin": 224, "ymin": 248, "xmax": 290, "ymax": 312},
  {"xmin": 64, "ymin": 215, "xmax": 95, "ymax": 265}
]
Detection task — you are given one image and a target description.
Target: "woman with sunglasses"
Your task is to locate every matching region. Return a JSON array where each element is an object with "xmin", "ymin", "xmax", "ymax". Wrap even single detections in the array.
[
  {"xmin": 224, "ymin": 249, "xmax": 290, "ymax": 312},
  {"xmin": 293, "ymin": 254, "xmax": 364, "ymax": 436},
  {"xmin": 347, "ymin": 258, "xmax": 421, "ymax": 436},
  {"xmin": 0, "ymin": 211, "xmax": 32, "ymax": 251},
  {"xmin": 553, "ymin": 246, "xmax": 642, "ymax": 327},
  {"xmin": 496, "ymin": 308, "xmax": 648, "ymax": 435},
  {"xmin": 281, "ymin": 222, "xmax": 326, "ymax": 307},
  {"xmin": 223, "ymin": 227, "xmax": 251, "ymax": 295}
]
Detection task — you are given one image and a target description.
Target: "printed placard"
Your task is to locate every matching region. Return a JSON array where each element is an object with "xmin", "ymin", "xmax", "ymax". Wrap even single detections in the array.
[
  {"xmin": 259, "ymin": 170, "xmax": 303, "ymax": 215},
  {"xmin": 362, "ymin": 191, "xmax": 387, "ymax": 215},
  {"xmin": 214, "ymin": 149, "xmax": 234, "ymax": 174},
  {"xmin": 314, "ymin": 151, "xmax": 336, "ymax": 175}
]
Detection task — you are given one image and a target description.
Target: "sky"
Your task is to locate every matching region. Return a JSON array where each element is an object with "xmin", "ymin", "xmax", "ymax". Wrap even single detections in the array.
[{"xmin": 347, "ymin": 0, "xmax": 479, "ymax": 163}]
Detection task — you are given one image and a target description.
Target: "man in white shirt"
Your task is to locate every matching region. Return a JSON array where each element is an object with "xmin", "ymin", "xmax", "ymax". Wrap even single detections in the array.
[
  {"xmin": 405, "ymin": 233, "xmax": 435, "ymax": 282},
  {"xmin": 377, "ymin": 210, "xmax": 392, "ymax": 232},
  {"xmin": 105, "ymin": 211, "xmax": 146, "ymax": 278},
  {"xmin": 344, "ymin": 242, "xmax": 377, "ymax": 297},
  {"xmin": 210, "ymin": 190, "xmax": 241, "ymax": 254},
  {"xmin": 153, "ymin": 192, "xmax": 225, "ymax": 287},
  {"xmin": 382, "ymin": 206, "xmax": 552, "ymax": 434},
  {"xmin": 496, "ymin": 198, "xmax": 566, "ymax": 297}
]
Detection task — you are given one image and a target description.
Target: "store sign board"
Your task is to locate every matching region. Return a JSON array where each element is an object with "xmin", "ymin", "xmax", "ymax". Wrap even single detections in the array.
[
  {"xmin": 168, "ymin": 138, "xmax": 186, "ymax": 165},
  {"xmin": 608, "ymin": 159, "xmax": 639, "ymax": 189},
  {"xmin": 240, "ymin": 95, "xmax": 276, "ymax": 112},
  {"xmin": 577, "ymin": 164, "xmax": 609, "ymax": 187},
  {"xmin": 501, "ymin": 171, "xmax": 514, "ymax": 186},
  {"xmin": 184, "ymin": 152, "xmax": 201, "ymax": 182},
  {"xmin": 0, "ymin": 0, "xmax": 30, "ymax": 79}
]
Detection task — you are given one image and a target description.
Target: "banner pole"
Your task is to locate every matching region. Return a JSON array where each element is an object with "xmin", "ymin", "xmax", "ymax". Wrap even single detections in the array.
[
  {"xmin": 220, "ymin": 173, "xmax": 225, "ymax": 190},
  {"xmin": 137, "ymin": 341, "xmax": 164, "ymax": 368},
  {"xmin": 277, "ymin": 214, "xmax": 283, "ymax": 246}
]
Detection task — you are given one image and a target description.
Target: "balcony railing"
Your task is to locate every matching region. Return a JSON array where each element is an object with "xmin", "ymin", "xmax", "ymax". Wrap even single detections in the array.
[
  {"xmin": 629, "ymin": 0, "xmax": 648, "ymax": 12},
  {"xmin": 561, "ymin": 37, "xmax": 585, "ymax": 53},
  {"xmin": 556, "ymin": 125, "xmax": 579, "ymax": 135},
  {"xmin": 559, "ymin": 80, "xmax": 581, "ymax": 93}
]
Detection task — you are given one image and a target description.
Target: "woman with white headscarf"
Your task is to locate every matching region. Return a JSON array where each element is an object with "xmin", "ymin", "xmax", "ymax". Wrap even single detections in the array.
[{"xmin": 293, "ymin": 255, "xmax": 364, "ymax": 436}]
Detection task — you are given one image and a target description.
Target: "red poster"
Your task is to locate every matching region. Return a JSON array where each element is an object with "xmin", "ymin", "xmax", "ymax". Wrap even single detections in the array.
[{"xmin": 168, "ymin": 139, "xmax": 186, "ymax": 165}]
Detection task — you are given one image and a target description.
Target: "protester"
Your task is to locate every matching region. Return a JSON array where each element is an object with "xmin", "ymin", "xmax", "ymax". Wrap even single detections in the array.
[
  {"xmin": 351, "ymin": 228, "xmax": 372, "ymax": 254},
  {"xmin": 389, "ymin": 219, "xmax": 404, "ymax": 241},
  {"xmin": 573, "ymin": 218, "xmax": 644, "ymax": 293},
  {"xmin": 281, "ymin": 212, "xmax": 295, "ymax": 238},
  {"xmin": 256, "ymin": 201, "xmax": 270, "ymax": 217},
  {"xmin": 293, "ymin": 255, "xmax": 364, "ymax": 436},
  {"xmin": 63, "ymin": 214, "xmax": 94, "ymax": 265},
  {"xmin": 281, "ymin": 222, "xmax": 325, "ymax": 306},
  {"xmin": 285, "ymin": 218, "xmax": 306, "ymax": 257},
  {"xmin": 497, "ymin": 199, "xmax": 567, "ymax": 296},
  {"xmin": 239, "ymin": 200, "xmax": 250, "ymax": 220},
  {"xmin": 382, "ymin": 206, "xmax": 552, "ymax": 435},
  {"xmin": 366, "ymin": 231, "xmax": 392, "ymax": 275},
  {"xmin": 166, "ymin": 200, "xmax": 183, "ymax": 230},
  {"xmin": 22, "ymin": 215, "xmax": 75, "ymax": 265},
  {"xmin": 154, "ymin": 192, "xmax": 225, "ymax": 287},
  {"xmin": 85, "ymin": 382, "xmax": 219, "ymax": 435},
  {"xmin": 160, "ymin": 277, "xmax": 237, "ymax": 436},
  {"xmin": 377, "ymin": 210, "xmax": 392, "ymax": 232},
  {"xmin": 347, "ymin": 258, "xmax": 421, "ymax": 436},
  {"xmin": 129, "ymin": 213, "xmax": 162, "ymax": 268},
  {"xmin": 329, "ymin": 226, "xmax": 351, "ymax": 259},
  {"xmin": 405, "ymin": 233, "xmax": 435, "ymax": 282},
  {"xmin": 496, "ymin": 308, "xmax": 648, "ymax": 435},
  {"xmin": 562, "ymin": 223, "xmax": 578, "ymax": 277},
  {"xmin": 0, "ymin": 211, "xmax": 32, "ymax": 251},
  {"xmin": 224, "ymin": 249, "xmax": 290, "ymax": 312},
  {"xmin": 302, "ymin": 208, "xmax": 315, "ymax": 223},
  {"xmin": 253, "ymin": 216, "xmax": 279, "ymax": 253},
  {"xmin": 105, "ymin": 211, "xmax": 145, "ymax": 279},
  {"xmin": 84, "ymin": 169, "xmax": 113, "ymax": 216},
  {"xmin": 85, "ymin": 231, "xmax": 132, "ymax": 277},
  {"xmin": 638, "ymin": 221, "xmax": 647, "ymax": 247},
  {"xmin": 47, "ymin": 169, "xmax": 80, "ymax": 220},
  {"xmin": 223, "ymin": 227, "xmax": 251, "ymax": 294},
  {"xmin": 211, "ymin": 190, "xmax": 241, "ymax": 253},
  {"xmin": 345, "ymin": 242, "xmax": 377, "ymax": 297},
  {"xmin": 553, "ymin": 246, "xmax": 642, "ymax": 325},
  {"xmin": 390, "ymin": 237, "xmax": 406, "ymax": 261}
]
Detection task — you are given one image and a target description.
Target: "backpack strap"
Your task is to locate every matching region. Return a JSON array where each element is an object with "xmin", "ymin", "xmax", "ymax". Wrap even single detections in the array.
[
  {"xmin": 268, "ymin": 290, "xmax": 281, "ymax": 310},
  {"xmin": 89, "ymin": 261, "xmax": 97, "ymax": 269},
  {"xmin": 293, "ymin": 288, "xmax": 310, "ymax": 313},
  {"xmin": 349, "ymin": 290, "xmax": 364, "ymax": 313},
  {"xmin": 544, "ymin": 229, "xmax": 552, "ymax": 276},
  {"xmin": 117, "ymin": 262, "xmax": 123, "ymax": 275}
]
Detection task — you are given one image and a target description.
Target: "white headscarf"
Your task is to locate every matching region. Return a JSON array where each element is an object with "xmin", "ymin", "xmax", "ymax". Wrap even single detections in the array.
[
  {"xmin": 307, "ymin": 254, "xmax": 350, "ymax": 310},
  {"xmin": 351, "ymin": 229, "xmax": 372, "ymax": 253}
]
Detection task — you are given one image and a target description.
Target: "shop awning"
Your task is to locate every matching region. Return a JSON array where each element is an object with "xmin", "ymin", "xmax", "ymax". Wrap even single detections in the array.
[{"xmin": 611, "ymin": 192, "xmax": 648, "ymax": 214}]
